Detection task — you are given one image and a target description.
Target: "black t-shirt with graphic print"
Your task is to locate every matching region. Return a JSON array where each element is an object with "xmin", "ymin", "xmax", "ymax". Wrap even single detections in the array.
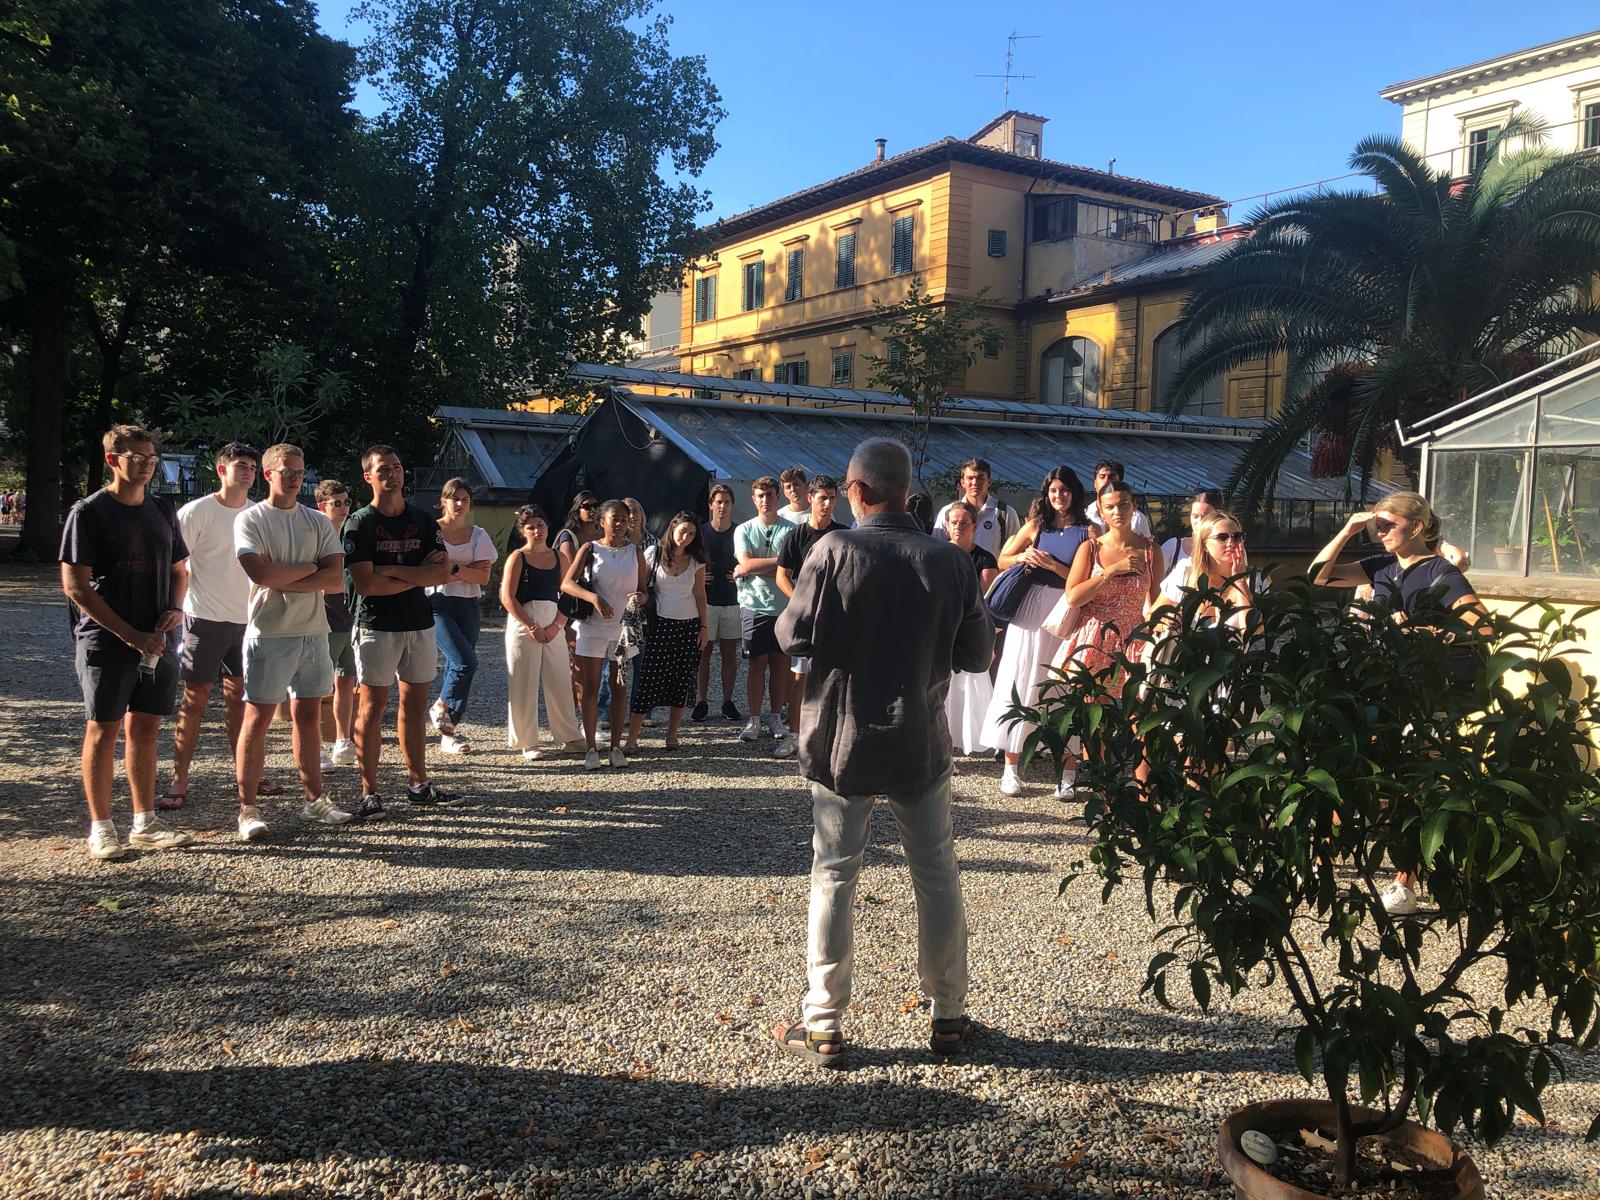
[{"xmin": 341, "ymin": 501, "xmax": 445, "ymax": 632}]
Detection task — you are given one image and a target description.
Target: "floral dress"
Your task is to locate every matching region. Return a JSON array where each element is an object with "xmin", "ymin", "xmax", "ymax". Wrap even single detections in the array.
[{"xmin": 1054, "ymin": 538, "xmax": 1152, "ymax": 699}]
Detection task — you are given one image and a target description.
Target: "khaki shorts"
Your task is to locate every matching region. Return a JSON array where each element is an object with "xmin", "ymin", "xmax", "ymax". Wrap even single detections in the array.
[
  {"xmin": 706, "ymin": 604, "xmax": 742, "ymax": 642},
  {"xmin": 353, "ymin": 626, "xmax": 438, "ymax": 687},
  {"xmin": 244, "ymin": 635, "xmax": 334, "ymax": 704}
]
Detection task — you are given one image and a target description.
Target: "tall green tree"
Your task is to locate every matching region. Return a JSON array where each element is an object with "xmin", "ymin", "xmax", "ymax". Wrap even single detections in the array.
[
  {"xmin": 1166, "ymin": 130, "xmax": 1600, "ymax": 513},
  {"xmin": 0, "ymin": 0, "xmax": 354, "ymax": 556},
  {"xmin": 343, "ymin": 0, "xmax": 723, "ymax": 458}
]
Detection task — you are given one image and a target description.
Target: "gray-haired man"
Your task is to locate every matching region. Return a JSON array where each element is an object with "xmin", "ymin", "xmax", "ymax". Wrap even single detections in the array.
[{"xmin": 771, "ymin": 438, "xmax": 994, "ymax": 1065}]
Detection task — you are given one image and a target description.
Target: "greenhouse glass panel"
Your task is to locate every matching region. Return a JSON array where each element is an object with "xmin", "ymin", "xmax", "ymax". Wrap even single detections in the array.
[
  {"xmin": 1429, "ymin": 451, "xmax": 1478, "ymax": 559},
  {"xmin": 1431, "ymin": 400, "xmax": 1534, "ymax": 449},
  {"xmin": 1534, "ymin": 371, "xmax": 1600, "ymax": 447},
  {"xmin": 1529, "ymin": 447, "xmax": 1600, "ymax": 578}
]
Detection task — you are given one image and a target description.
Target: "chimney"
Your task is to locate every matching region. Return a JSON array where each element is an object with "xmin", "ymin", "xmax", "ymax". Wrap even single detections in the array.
[{"xmin": 874, "ymin": 138, "xmax": 887, "ymax": 162}]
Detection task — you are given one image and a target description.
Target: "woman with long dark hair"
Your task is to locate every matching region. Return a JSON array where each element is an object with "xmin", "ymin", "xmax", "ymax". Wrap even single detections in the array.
[
  {"xmin": 623, "ymin": 512, "xmax": 708, "ymax": 753},
  {"xmin": 501, "ymin": 506, "xmax": 583, "ymax": 758},
  {"xmin": 979, "ymin": 465, "xmax": 1092, "ymax": 797}
]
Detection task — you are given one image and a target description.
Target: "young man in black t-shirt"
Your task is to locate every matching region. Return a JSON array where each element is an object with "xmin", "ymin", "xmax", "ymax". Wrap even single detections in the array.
[
  {"xmin": 693, "ymin": 483, "xmax": 742, "ymax": 722},
  {"xmin": 773, "ymin": 475, "xmax": 848, "ymax": 759},
  {"xmin": 60, "ymin": 425, "xmax": 196, "ymax": 861},
  {"xmin": 342, "ymin": 445, "xmax": 455, "ymax": 817}
]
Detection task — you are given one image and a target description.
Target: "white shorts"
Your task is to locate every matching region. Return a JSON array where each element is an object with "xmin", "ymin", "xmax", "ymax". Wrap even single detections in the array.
[
  {"xmin": 353, "ymin": 626, "xmax": 438, "ymax": 687},
  {"xmin": 574, "ymin": 632, "xmax": 622, "ymax": 660},
  {"xmin": 706, "ymin": 604, "xmax": 742, "ymax": 641},
  {"xmin": 243, "ymin": 636, "xmax": 334, "ymax": 704}
]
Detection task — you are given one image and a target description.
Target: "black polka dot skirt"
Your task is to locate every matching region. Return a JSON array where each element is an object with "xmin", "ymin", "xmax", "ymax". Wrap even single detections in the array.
[{"xmin": 630, "ymin": 614, "xmax": 701, "ymax": 713}]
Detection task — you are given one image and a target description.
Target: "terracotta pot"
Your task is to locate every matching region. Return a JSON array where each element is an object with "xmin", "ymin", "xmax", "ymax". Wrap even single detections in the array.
[
  {"xmin": 1491, "ymin": 546, "xmax": 1521, "ymax": 571},
  {"xmin": 1218, "ymin": 1099, "xmax": 1485, "ymax": 1200}
]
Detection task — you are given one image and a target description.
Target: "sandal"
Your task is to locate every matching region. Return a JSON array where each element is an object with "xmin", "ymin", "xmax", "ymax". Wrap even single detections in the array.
[
  {"xmin": 930, "ymin": 1015, "xmax": 973, "ymax": 1056},
  {"xmin": 257, "ymin": 781, "xmax": 284, "ymax": 797},
  {"xmin": 156, "ymin": 791, "xmax": 187, "ymax": 811},
  {"xmin": 771, "ymin": 1021, "xmax": 845, "ymax": 1068}
]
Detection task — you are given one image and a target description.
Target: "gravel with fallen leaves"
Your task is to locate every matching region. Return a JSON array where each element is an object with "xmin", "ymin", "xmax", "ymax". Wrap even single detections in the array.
[{"xmin": 1, "ymin": 561, "xmax": 1595, "ymax": 1199}]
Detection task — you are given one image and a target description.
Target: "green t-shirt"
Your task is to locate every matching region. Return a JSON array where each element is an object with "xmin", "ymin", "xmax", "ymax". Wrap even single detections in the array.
[{"xmin": 734, "ymin": 516, "xmax": 792, "ymax": 615}]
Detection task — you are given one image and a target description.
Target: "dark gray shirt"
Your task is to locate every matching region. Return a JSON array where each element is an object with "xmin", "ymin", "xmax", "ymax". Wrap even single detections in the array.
[{"xmin": 776, "ymin": 512, "xmax": 994, "ymax": 797}]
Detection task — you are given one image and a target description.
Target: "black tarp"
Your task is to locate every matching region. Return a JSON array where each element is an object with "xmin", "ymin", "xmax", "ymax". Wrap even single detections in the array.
[{"xmin": 527, "ymin": 392, "xmax": 711, "ymax": 539}]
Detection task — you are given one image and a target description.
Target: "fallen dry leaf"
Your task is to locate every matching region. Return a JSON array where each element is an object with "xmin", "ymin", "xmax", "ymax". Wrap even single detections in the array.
[
  {"xmin": 540, "ymin": 1135, "xmax": 570, "ymax": 1151},
  {"xmin": 1051, "ymin": 934, "xmax": 1074, "ymax": 946},
  {"xmin": 550, "ymin": 806, "xmax": 568, "ymax": 814},
  {"xmin": 455, "ymin": 1014, "xmax": 484, "ymax": 1033},
  {"xmin": 151, "ymin": 1182, "xmax": 169, "ymax": 1200},
  {"xmin": 803, "ymin": 1147, "xmax": 826, "ymax": 1164},
  {"xmin": 1105, "ymin": 949, "xmax": 1119, "ymax": 961},
  {"xmin": 221, "ymin": 1041, "xmax": 235, "ymax": 1057},
  {"xmin": 520, "ymin": 1116, "xmax": 537, "ymax": 1138},
  {"xmin": 375, "ymin": 918, "xmax": 399, "ymax": 930},
  {"xmin": 440, "ymin": 962, "xmax": 454, "ymax": 979},
  {"xmin": 690, "ymin": 1149, "xmax": 711, "ymax": 1162},
  {"xmin": 1056, "ymin": 1147, "xmax": 1086, "ymax": 1168},
  {"xmin": 798, "ymin": 1161, "xmax": 827, "ymax": 1177},
  {"xmin": 897, "ymin": 995, "xmax": 926, "ymax": 1013}
]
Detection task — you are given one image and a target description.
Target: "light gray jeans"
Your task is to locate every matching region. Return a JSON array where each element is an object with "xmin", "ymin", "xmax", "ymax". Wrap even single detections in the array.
[{"xmin": 803, "ymin": 768, "xmax": 968, "ymax": 1031}]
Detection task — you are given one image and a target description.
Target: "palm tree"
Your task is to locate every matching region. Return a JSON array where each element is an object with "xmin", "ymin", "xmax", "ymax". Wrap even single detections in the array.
[{"xmin": 1166, "ymin": 125, "xmax": 1600, "ymax": 511}]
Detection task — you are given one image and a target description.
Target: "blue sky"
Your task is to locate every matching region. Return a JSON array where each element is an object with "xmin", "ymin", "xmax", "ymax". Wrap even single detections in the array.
[{"xmin": 315, "ymin": 1, "xmax": 1599, "ymax": 222}]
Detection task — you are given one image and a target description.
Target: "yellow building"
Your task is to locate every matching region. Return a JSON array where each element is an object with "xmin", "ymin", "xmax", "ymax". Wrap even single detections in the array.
[{"xmin": 678, "ymin": 111, "xmax": 1279, "ymax": 420}]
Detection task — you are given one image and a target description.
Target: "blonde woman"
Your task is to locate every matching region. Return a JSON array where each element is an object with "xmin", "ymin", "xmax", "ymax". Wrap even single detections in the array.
[
  {"xmin": 1181, "ymin": 510, "xmax": 1255, "ymax": 625},
  {"xmin": 501, "ymin": 506, "xmax": 583, "ymax": 759}
]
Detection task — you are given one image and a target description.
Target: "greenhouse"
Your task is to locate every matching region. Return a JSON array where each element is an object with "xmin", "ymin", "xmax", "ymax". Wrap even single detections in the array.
[{"xmin": 1416, "ymin": 345, "xmax": 1600, "ymax": 587}]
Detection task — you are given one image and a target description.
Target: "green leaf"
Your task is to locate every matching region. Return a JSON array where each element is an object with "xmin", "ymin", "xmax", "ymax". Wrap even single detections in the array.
[
  {"xmin": 1189, "ymin": 963, "xmax": 1212, "ymax": 1011},
  {"xmin": 1419, "ymin": 810, "xmax": 1451, "ymax": 869},
  {"xmin": 95, "ymin": 898, "xmax": 123, "ymax": 913},
  {"xmin": 1483, "ymin": 844, "xmax": 1522, "ymax": 882},
  {"xmin": 1587, "ymin": 1112, "xmax": 1600, "ymax": 1143},
  {"xmin": 1295, "ymin": 1027, "xmax": 1317, "ymax": 1084}
]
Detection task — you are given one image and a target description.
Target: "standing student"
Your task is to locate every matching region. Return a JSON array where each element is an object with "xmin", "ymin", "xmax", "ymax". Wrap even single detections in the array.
[
  {"xmin": 598, "ymin": 497, "xmax": 657, "ymax": 727},
  {"xmin": 427, "ymin": 478, "xmax": 496, "ymax": 754},
  {"xmin": 553, "ymin": 492, "xmax": 600, "ymax": 708},
  {"xmin": 693, "ymin": 483, "xmax": 743, "ymax": 722},
  {"xmin": 778, "ymin": 467, "xmax": 811, "ymax": 524},
  {"xmin": 166, "ymin": 442, "xmax": 259, "ymax": 809},
  {"xmin": 943, "ymin": 502, "xmax": 999, "ymax": 755},
  {"xmin": 314, "ymin": 480, "xmax": 358, "ymax": 770},
  {"xmin": 61, "ymin": 425, "xmax": 195, "ymax": 861},
  {"xmin": 932, "ymin": 459, "xmax": 1022, "ymax": 557},
  {"xmin": 624, "ymin": 513, "xmax": 708, "ymax": 753},
  {"xmin": 501, "ymin": 506, "xmax": 583, "ymax": 758},
  {"xmin": 772, "ymin": 474, "xmax": 846, "ymax": 759},
  {"xmin": 233, "ymin": 445, "xmax": 353, "ymax": 839},
  {"xmin": 562, "ymin": 499, "xmax": 649, "ymax": 769},
  {"xmin": 343, "ymin": 444, "xmax": 458, "ymax": 816},
  {"xmin": 1157, "ymin": 488, "xmax": 1225, "ymax": 599},
  {"xmin": 734, "ymin": 476, "xmax": 794, "ymax": 743},
  {"xmin": 1084, "ymin": 460, "xmax": 1154, "ymax": 539},
  {"xmin": 771, "ymin": 438, "xmax": 993, "ymax": 1064}
]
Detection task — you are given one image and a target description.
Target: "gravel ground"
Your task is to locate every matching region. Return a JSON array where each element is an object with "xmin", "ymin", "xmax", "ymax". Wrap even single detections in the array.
[{"xmin": 1, "ymin": 558, "xmax": 1596, "ymax": 1199}]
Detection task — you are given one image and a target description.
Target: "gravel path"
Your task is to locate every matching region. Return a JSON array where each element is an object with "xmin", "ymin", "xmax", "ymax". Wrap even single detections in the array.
[{"xmin": 1, "ymin": 560, "xmax": 1595, "ymax": 1199}]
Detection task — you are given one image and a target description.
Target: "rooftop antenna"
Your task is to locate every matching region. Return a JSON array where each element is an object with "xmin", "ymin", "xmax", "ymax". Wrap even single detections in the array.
[{"xmin": 976, "ymin": 31, "xmax": 1040, "ymax": 107}]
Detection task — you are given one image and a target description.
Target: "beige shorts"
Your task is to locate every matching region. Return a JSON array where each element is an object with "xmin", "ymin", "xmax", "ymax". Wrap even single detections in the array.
[
  {"xmin": 353, "ymin": 626, "xmax": 438, "ymax": 687},
  {"xmin": 706, "ymin": 604, "xmax": 742, "ymax": 642}
]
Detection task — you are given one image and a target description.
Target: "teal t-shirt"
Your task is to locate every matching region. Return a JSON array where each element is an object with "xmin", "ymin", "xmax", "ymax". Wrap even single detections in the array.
[{"xmin": 734, "ymin": 517, "xmax": 792, "ymax": 615}]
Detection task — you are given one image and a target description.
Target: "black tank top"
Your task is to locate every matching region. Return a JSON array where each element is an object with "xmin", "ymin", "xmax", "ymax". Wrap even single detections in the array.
[{"xmin": 514, "ymin": 551, "xmax": 561, "ymax": 603}]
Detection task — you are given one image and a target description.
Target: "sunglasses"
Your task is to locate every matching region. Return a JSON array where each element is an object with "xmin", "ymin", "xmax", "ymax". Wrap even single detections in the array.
[
  {"xmin": 1208, "ymin": 531, "xmax": 1246, "ymax": 545},
  {"xmin": 115, "ymin": 452, "xmax": 161, "ymax": 468}
]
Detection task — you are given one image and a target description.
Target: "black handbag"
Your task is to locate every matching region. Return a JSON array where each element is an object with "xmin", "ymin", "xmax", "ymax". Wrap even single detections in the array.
[{"xmin": 557, "ymin": 541, "xmax": 595, "ymax": 622}]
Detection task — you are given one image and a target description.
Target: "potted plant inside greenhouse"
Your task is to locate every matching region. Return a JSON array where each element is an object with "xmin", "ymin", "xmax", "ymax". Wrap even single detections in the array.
[{"xmin": 1012, "ymin": 578, "xmax": 1600, "ymax": 1198}]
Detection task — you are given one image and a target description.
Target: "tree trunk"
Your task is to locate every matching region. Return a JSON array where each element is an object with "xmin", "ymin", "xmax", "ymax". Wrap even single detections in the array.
[
  {"xmin": 19, "ymin": 272, "xmax": 73, "ymax": 560},
  {"xmin": 1331, "ymin": 1086, "xmax": 1357, "ymax": 1185},
  {"xmin": 82, "ymin": 290, "xmax": 140, "ymax": 497}
]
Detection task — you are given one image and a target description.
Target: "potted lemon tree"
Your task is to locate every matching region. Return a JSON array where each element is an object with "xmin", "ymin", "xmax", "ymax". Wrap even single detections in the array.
[{"xmin": 1013, "ymin": 577, "xmax": 1600, "ymax": 1196}]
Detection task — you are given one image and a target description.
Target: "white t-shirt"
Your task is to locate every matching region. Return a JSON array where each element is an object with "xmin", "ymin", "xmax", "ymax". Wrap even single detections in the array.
[
  {"xmin": 178, "ymin": 494, "xmax": 252, "ymax": 623},
  {"xmin": 234, "ymin": 502, "xmax": 341, "ymax": 638},
  {"xmin": 778, "ymin": 506, "xmax": 810, "ymax": 525},
  {"xmin": 428, "ymin": 526, "xmax": 497, "ymax": 598},
  {"xmin": 645, "ymin": 544, "xmax": 704, "ymax": 620}
]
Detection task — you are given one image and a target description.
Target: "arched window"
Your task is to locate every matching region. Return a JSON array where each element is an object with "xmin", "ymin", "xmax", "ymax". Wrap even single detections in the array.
[
  {"xmin": 1040, "ymin": 337, "xmax": 1101, "ymax": 406},
  {"xmin": 1152, "ymin": 325, "xmax": 1225, "ymax": 416}
]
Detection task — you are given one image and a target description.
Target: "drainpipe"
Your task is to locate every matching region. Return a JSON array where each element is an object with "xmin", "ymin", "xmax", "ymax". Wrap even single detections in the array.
[{"xmin": 1019, "ymin": 160, "xmax": 1046, "ymax": 398}]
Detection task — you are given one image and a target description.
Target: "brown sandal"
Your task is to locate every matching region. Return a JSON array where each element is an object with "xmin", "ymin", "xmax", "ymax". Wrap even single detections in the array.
[
  {"xmin": 771, "ymin": 1021, "xmax": 845, "ymax": 1068},
  {"xmin": 930, "ymin": 1015, "xmax": 973, "ymax": 1055}
]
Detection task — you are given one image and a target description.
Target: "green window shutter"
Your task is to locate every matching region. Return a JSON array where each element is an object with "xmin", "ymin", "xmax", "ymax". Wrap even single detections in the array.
[
  {"xmin": 835, "ymin": 232, "xmax": 856, "ymax": 289},
  {"xmin": 832, "ymin": 351, "xmax": 853, "ymax": 386},
  {"xmin": 755, "ymin": 260, "xmax": 765, "ymax": 308},
  {"xmin": 743, "ymin": 261, "xmax": 765, "ymax": 311},
  {"xmin": 891, "ymin": 215, "xmax": 914, "ymax": 275},
  {"xmin": 785, "ymin": 247, "xmax": 804, "ymax": 302},
  {"xmin": 986, "ymin": 229, "xmax": 1007, "ymax": 257},
  {"xmin": 888, "ymin": 340, "xmax": 905, "ymax": 370},
  {"xmin": 797, "ymin": 359, "xmax": 809, "ymax": 386},
  {"xmin": 693, "ymin": 277, "xmax": 706, "ymax": 323},
  {"xmin": 707, "ymin": 276, "xmax": 716, "ymax": 320}
]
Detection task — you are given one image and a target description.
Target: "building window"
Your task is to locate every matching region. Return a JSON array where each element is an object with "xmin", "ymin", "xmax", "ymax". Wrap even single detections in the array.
[
  {"xmin": 1585, "ymin": 101, "xmax": 1600, "ymax": 151},
  {"xmin": 785, "ymin": 247, "xmax": 804, "ymax": 302},
  {"xmin": 733, "ymin": 368, "xmax": 759, "ymax": 382},
  {"xmin": 776, "ymin": 359, "xmax": 809, "ymax": 385},
  {"xmin": 891, "ymin": 214, "xmax": 914, "ymax": 276},
  {"xmin": 835, "ymin": 231, "xmax": 857, "ymax": 289},
  {"xmin": 986, "ymin": 229, "xmax": 1007, "ymax": 257},
  {"xmin": 1152, "ymin": 325, "xmax": 1223, "ymax": 416},
  {"xmin": 742, "ymin": 260, "xmax": 765, "ymax": 311},
  {"xmin": 1040, "ymin": 337, "xmax": 1101, "ymax": 406},
  {"xmin": 982, "ymin": 333, "xmax": 1000, "ymax": 360},
  {"xmin": 692, "ymin": 275, "xmax": 716, "ymax": 323},
  {"xmin": 1031, "ymin": 195, "xmax": 1163, "ymax": 243},
  {"xmin": 887, "ymin": 340, "xmax": 905, "ymax": 370},
  {"xmin": 832, "ymin": 350, "xmax": 854, "ymax": 386},
  {"xmin": 1467, "ymin": 126, "xmax": 1498, "ymax": 173}
]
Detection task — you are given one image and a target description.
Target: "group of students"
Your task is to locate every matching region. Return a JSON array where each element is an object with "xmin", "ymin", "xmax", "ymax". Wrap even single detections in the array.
[
  {"xmin": 62, "ymin": 428, "xmax": 476, "ymax": 861},
  {"xmin": 1, "ymin": 488, "xmax": 23, "ymax": 524}
]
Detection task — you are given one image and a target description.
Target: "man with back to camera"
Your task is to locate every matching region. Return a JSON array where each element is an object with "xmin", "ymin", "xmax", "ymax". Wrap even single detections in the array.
[
  {"xmin": 771, "ymin": 473, "xmax": 847, "ymax": 760},
  {"xmin": 692, "ymin": 482, "xmax": 743, "ymax": 723},
  {"xmin": 342, "ymin": 444, "xmax": 458, "ymax": 817},
  {"xmin": 1084, "ymin": 459, "xmax": 1153, "ymax": 538},
  {"xmin": 733, "ymin": 476, "xmax": 793, "ymax": 743},
  {"xmin": 771, "ymin": 438, "xmax": 994, "ymax": 1065},
  {"xmin": 931, "ymin": 458, "xmax": 1020, "ymax": 558},
  {"xmin": 165, "ymin": 441, "xmax": 259, "ymax": 809},
  {"xmin": 232, "ymin": 443, "xmax": 353, "ymax": 841},
  {"xmin": 60, "ymin": 425, "xmax": 195, "ymax": 860}
]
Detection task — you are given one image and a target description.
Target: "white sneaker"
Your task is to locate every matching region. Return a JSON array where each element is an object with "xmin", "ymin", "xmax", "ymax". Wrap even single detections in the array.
[
  {"xmin": 521, "ymin": 748, "xmax": 543, "ymax": 761},
  {"xmin": 237, "ymin": 805, "xmax": 269, "ymax": 842},
  {"xmin": 584, "ymin": 748, "xmax": 602, "ymax": 771},
  {"xmin": 300, "ymin": 797, "xmax": 354, "ymax": 825},
  {"xmin": 999, "ymin": 767, "xmax": 1022, "ymax": 797},
  {"xmin": 770, "ymin": 734, "xmax": 797, "ymax": 759},
  {"xmin": 764, "ymin": 713, "xmax": 784, "ymax": 737},
  {"xmin": 87, "ymin": 825, "xmax": 126, "ymax": 861},
  {"xmin": 440, "ymin": 733, "xmax": 470, "ymax": 755},
  {"xmin": 609, "ymin": 747, "xmax": 628, "ymax": 768},
  {"xmin": 329, "ymin": 738, "xmax": 357, "ymax": 767},
  {"xmin": 320, "ymin": 752, "xmax": 335, "ymax": 772},
  {"xmin": 1380, "ymin": 882, "xmax": 1420, "ymax": 915},
  {"xmin": 429, "ymin": 701, "xmax": 455, "ymax": 735},
  {"xmin": 127, "ymin": 817, "xmax": 195, "ymax": 851},
  {"xmin": 739, "ymin": 717, "xmax": 763, "ymax": 742},
  {"xmin": 1054, "ymin": 770, "xmax": 1076, "ymax": 800}
]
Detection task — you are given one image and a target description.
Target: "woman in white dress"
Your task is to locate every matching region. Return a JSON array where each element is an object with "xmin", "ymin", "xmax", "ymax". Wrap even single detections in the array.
[
  {"xmin": 943, "ymin": 502, "xmax": 998, "ymax": 754},
  {"xmin": 979, "ymin": 466, "xmax": 1092, "ymax": 798},
  {"xmin": 560, "ymin": 500, "xmax": 649, "ymax": 771}
]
